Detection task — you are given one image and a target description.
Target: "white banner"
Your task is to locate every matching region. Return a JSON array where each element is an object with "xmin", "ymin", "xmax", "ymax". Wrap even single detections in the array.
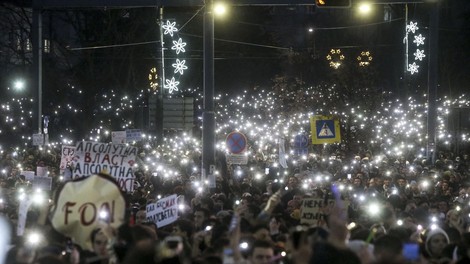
[
  {"xmin": 146, "ymin": 194, "xmax": 178, "ymax": 228},
  {"xmin": 72, "ymin": 141, "xmax": 137, "ymax": 192},
  {"xmin": 21, "ymin": 171, "xmax": 35, "ymax": 182}
]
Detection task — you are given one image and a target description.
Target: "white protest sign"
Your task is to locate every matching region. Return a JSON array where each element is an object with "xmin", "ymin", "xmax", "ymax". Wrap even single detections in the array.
[
  {"xmin": 59, "ymin": 145, "xmax": 76, "ymax": 175},
  {"xmin": 126, "ymin": 129, "xmax": 142, "ymax": 142},
  {"xmin": 111, "ymin": 131, "xmax": 126, "ymax": 144},
  {"xmin": 33, "ymin": 176, "xmax": 52, "ymax": 191},
  {"xmin": 50, "ymin": 174, "xmax": 126, "ymax": 251},
  {"xmin": 17, "ymin": 196, "xmax": 33, "ymax": 236},
  {"xmin": 36, "ymin": 166, "xmax": 48, "ymax": 177},
  {"xmin": 72, "ymin": 141, "xmax": 137, "ymax": 192},
  {"xmin": 146, "ymin": 194, "xmax": 178, "ymax": 228},
  {"xmin": 300, "ymin": 198, "xmax": 348, "ymax": 226},
  {"xmin": 21, "ymin": 171, "xmax": 35, "ymax": 182}
]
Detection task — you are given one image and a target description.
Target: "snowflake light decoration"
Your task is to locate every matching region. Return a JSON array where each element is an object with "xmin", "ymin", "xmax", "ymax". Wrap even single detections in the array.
[
  {"xmin": 406, "ymin": 21, "xmax": 419, "ymax": 34},
  {"xmin": 171, "ymin": 38, "xmax": 186, "ymax": 54},
  {"xmin": 172, "ymin": 59, "xmax": 188, "ymax": 75},
  {"xmin": 405, "ymin": 21, "xmax": 426, "ymax": 75},
  {"xmin": 162, "ymin": 20, "xmax": 178, "ymax": 37},
  {"xmin": 161, "ymin": 20, "xmax": 189, "ymax": 94},
  {"xmin": 414, "ymin": 49, "xmax": 426, "ymax": 61},
  {"xmin": 408, "ymin": 62, "xmax": 419, "ymax": 75},
  {"xmin": 357, "ymin": 51, "xmax": 373, "ymax": 67},
  {"xmin": 326, "ymin": 49, "xmax": 345, "ymax": 69},
  {"xmin": 164, "ymin": 77, "xmax": 180, "ymax": 93},
  {"xmin": 413, "ymin": 34, "xmax": 425, "ymax": 46}
]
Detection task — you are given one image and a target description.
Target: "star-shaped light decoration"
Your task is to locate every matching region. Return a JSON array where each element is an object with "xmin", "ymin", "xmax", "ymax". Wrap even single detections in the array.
[
  {"xmin": 413, "ymin": 49, "xmax": 426, "ymax": 61},
  {"xmin": 326, "ymin": 49, "xmax": 345, "ymax": 69},
  {"xmin": 408, "ymin": 62, "xmax": 419, "ymax": 74},
  {"xmin": 357, "ymin": 51, "xmax": 373, "ymax": 67},
  {"xmin": 172, "ymin": 59, "xmax": 188, "ymax": 75},
  {"xmin": 164, "ymin": 77, "xmax": 180, "ymax": 93},
  {"xmin": 413, "ymin": 34, "xmax": 425, "ymax": 46},
  {"xmin": 171, "ymin": 38, "xmax": 187, "ymax": 54},
  {"xmin": 162, "ymin": 20, "xmax": 178, "ymax": 37},
  {"xmin": 406, "ymin": 21, "xmax": 419, "ymax": 34}
]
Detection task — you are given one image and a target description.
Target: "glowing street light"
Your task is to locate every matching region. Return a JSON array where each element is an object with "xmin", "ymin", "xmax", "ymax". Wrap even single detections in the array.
[
  {"xmin": 13, "ymin": 80, "xmax": 25, "ymax": 91},
  {"xmin": 214, "ymin": 2, "xmax": 228, "ymax": 17},
  {"xmin": 357, "ymin": 2, "xmax": 372, "ymax": 15}
]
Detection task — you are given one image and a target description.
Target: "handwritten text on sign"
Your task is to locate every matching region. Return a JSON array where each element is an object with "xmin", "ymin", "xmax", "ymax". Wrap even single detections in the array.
[
  {"xmin": 73, "ymin": 141, "xmax": 137, "ymax": 192},
  {"xmin": 60, "ymin": 145, "xmax": 76, "ymax": 175},
  {"xmin": 146, "ymin": 194, "xmax": 178, "ymax": 228}
]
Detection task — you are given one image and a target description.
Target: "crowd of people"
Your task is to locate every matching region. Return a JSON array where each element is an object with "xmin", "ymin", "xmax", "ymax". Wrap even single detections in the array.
[{"xmin": 1, "ymin": 145, "xmax": 470, "ymax": 264}]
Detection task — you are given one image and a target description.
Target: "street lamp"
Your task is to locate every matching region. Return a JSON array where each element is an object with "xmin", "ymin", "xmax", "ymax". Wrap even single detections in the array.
[
  {"xmin": 13, "ymin": 80, "xmax": 25, "ymax": 91},
  {"xmin": 214, "ymin": 1, "xmax": 228, "ymax": 17},
  {"xmin": 357, "ymin": 2, "xmax": 373, "ymax": 15}
]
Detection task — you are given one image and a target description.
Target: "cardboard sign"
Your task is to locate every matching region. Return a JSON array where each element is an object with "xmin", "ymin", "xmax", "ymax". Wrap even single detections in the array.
[
  {"xmin": 59, "ymin": 145, "xmax": 76, "ymax": 175},
  {"xmin": 50, "ymin": 174, "xmax": 126, "ymax": 250},
  {"xmin": 20, "ymin": 171, "xmax": 35, "ymax": 182},
  {"xmin": 32, "ymin": 176, "xmax": 52, "ymax": 191},
  {"xmin": 111, "ymin": 131, "xmax": 126, "ymax": 144},
  {"xmin": 36, "ymin": 166, "xmax": 48, "ymax": 177},
  {"xmin": 126, "ymin": 129, "xmax": 142, "ymax": 142},
  {"xmin": 146, "ymin": 194, "xmax": 178, "ymax": 228},
  {"xmin": 300, "ymin": 198, "xmax": 349, "ymax": 226},
  {"xmin": 72, "ymin": 141, "xmax": 137, "ymax": 192}
]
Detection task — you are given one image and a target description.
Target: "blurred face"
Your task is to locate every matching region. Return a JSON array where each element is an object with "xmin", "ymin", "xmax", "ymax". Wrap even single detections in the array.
[
  {"xmin": 194, "ymin": 211, "xmax": 205, "ymax": 228},
  {"xmin": 135, "ymin": 210, "xmax": 146, "ymax": 224},
  {"xmin": 254, "ymin": 228, "xmax": 271, "ymax": 242},
  {"xmin": 250, "ymin": 247, "xmax": 274, "ymax": 264},
  {"xmin": 398, "ymin": 179, "xmax": 406, "ymax": 187},
  {"xmin": 428, "ymin": 234, "xmax": 448, "ymax": 257},
  {"xmin": 93, "ymin": 231, "xmax": 108, "ymax": 257}
]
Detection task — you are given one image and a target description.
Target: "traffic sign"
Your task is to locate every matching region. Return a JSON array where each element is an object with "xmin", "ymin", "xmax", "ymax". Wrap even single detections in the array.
[
  {"xmin": 310, "ymin": 115, "xmax": 341, "ymax": 144},
  {"xmin": 226, "ymin": 132, "xmax": 247, "ymax": 154}
]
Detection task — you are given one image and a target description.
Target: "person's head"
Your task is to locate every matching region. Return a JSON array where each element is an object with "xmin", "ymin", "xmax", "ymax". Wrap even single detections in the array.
[
  {"xmin": 373, "ymin": 235, "xmax": 403, "ymax": 262},
  {"xmin": 135, "ymin": 208, "xmax": 147, "ymax": 224},
  {"xmin": 172, "ymin": 219, "xmax": 194, "ymax": 239},
  {"xmin": 91, "ymin": 228, "xmax": 108, "ymax": 257},
  {"xmin": 194, "ymin": 207, "xmax": 210, "ymax": 229},
  {"xmin": 425, "ymin": 227, "xmax": 450, "ymax": 258},
  {"xmin": 249, "ymin": 240, "xmax": 275, "ymax": 264},
  {"xmin": 251, "ymin": 224, "xmax": 272, "ymax": 242}
]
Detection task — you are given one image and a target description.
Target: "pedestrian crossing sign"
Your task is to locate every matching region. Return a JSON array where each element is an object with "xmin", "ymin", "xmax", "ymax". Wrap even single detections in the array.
[{"xmin": 310, "ymin": 115, "xmax": 341, "ymax": 144}]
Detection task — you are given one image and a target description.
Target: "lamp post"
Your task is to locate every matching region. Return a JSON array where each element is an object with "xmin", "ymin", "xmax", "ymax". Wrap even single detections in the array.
[{"xmin": 202, "ymin": 0, "xmax": 216, "ymax": 184}]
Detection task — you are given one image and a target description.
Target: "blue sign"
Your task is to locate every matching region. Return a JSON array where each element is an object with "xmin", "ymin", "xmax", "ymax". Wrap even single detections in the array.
[
  {"xmin": 226, "ymin": 132, "xmax": 247, "ymax": 154},
  {"xmin": 294, "ymin": 135, "xmax": 309, "ymax": 148},
  {"xmin": 315, "ymin": 120, "xmax": 336, "ymax": 138},
  {"xmin": 293, "ymin": 135, "xmax": 308, "ymax": 156}
]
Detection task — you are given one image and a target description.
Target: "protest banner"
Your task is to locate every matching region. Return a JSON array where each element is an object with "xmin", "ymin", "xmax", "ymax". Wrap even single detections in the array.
[
  {"xmin": 146, "ymin": 194, "xmax": 178, "ymax": 228},
  {"xmin": 59, "ymin": 145, "xmax": 76, "ymax": 175},
  {"xmin": 72, "ymin": 141, "xmax": 137, "ymax": 192},
  {"xmin": 50, "ymin": 174, "xmax": 126, "ymax": 251}
]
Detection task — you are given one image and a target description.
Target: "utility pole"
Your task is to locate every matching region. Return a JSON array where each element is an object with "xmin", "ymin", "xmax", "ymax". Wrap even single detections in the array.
[{"xmin": 426, "ymin": 1, "xmax": 439, "ymax": 164}]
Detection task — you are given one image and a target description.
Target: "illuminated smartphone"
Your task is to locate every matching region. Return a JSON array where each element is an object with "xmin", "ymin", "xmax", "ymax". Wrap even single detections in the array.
[{"xmin": 403, "ymin": 243, "xmax": 419, "ymax": 261}]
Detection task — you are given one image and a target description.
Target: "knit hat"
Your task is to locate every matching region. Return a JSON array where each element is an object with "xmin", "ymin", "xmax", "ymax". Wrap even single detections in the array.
[{"xmin": 425, "ymin": 227, "xmax": 450, "ymax": 257}]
